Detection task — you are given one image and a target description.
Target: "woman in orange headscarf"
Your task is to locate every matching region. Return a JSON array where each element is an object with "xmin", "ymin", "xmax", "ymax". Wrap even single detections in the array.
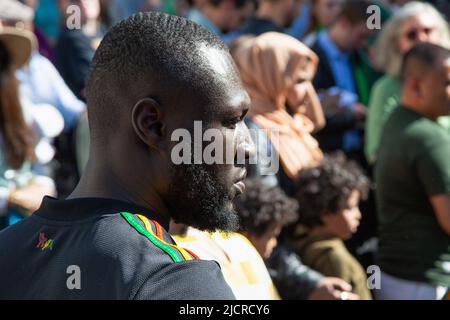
[{"xmin": 231, "ymin": 32, "xmax": 325, "ymax": 193}]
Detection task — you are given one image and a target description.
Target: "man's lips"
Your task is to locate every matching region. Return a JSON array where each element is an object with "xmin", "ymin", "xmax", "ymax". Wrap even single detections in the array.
[
  {"xmin": 233, "ymin": 181, "xmax": 246, "ymax": 195},
  {"xmin": 233, "ymin": 170, "xmax": 247, "ymax": 195}
]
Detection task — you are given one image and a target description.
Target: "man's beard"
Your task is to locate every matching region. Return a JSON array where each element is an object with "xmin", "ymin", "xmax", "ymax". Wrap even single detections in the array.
[{"xmin": 165, "ymin": 163, "xmax": 240, "ymax": 232}]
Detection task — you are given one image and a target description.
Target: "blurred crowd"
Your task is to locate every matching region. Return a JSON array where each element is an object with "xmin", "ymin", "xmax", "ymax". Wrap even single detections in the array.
[{"xmin": 1, "ymin": 0, "xmax": 450, "ymax": 300}]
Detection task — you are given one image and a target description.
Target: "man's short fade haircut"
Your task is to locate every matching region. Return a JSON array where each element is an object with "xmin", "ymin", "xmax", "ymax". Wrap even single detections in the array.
[
  {"xmin": 85, "ymin": 11, "xmax": 230, "ymax": 140},
  {"xmin": 401, "ymin": 42, "xmax": 450, "ymax": 82}
]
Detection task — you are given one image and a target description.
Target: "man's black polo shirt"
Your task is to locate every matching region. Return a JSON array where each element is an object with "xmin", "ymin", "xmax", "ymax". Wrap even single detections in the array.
[{"xmin": 0, "ymin": 196, "xmax": 235, "ymax": 299}]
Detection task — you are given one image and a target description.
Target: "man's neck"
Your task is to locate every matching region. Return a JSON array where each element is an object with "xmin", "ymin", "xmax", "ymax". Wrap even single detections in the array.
[
  {"xmin": 308, "ymin": 226, "xmax": 334, "ymax": 238},
  {"xmin": 401, "ymin": 96, "xmax": 438, "ymax": 121},
  {"xmin": 328, "ymin": 27, "xmax": 348, "ymax": 53},
  {"xmin": 68, "ymin": 158, "xmax": 171, "ymax": 222}
]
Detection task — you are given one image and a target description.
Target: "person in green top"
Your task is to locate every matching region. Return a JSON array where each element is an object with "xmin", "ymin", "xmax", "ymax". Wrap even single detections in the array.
[
  {"xmin": 365, "ymin": 1, "xmax": 450, "ymax": 164},
  {"xmin": 302, "ymin": 0, "xmax": 345, "ymax": 45},
  {"xmin": 375, "ymin": 43, "xmax": 450, "ymax": 300},
  {"xmin": 286, "ymin": 153, "xmax": 372, "ymax": 300}
]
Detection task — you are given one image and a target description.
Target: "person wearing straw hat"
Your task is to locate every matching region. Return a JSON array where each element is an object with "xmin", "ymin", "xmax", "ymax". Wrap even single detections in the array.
[
  {"xmin": 0, "ymin": 26, "xmax": 56, "ymax": 230},
  {"xmin": 0, "ymin": 0, "xmax": 85, "ymax": 132},
  {"xmin": 1, "ymin": 1, "xmax": 85, "ymax": 197}
]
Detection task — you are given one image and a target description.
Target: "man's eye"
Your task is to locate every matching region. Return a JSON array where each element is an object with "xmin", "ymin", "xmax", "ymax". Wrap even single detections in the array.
[{"xmin": 224, "ymin": 117, "xmax": 241, "ymax": 129}]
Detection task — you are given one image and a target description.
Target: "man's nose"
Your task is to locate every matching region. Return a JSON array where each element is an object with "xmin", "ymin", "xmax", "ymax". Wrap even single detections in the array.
[
  {"xmin": 355, "ymin": 208, "xmax": 362, "ymax": 221},
  {"xmin": 417, "ymin": 31, "xmax": 429, "ymax": 42},
  {"xmin": 238, "ymin": 121, "xmax": 256, "ymax": 162}
]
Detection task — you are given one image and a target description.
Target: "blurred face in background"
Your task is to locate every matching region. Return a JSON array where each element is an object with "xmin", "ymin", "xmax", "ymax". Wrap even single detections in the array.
[
  {"xmin": 246, "ymin": 224, "xmax": 283, "ymax": 259},
  {"xmin": 321, "ymin": 190, "xmax": 361, "ymax": 240},
  {"xmin": 391, "ymin": 0, "xmax": 414, "ymax": 6},
  {"xmin": 78, "ymin": 0, "xmax": 100, "ymax": 21},
  {"xmin": 340, "ymin": 20, "xmax": 374, "ymax": 51},
  {"xmin": 398, "ymin": 13, "xmax": 441, "ymax": 54},
  {"xmin": 59, "ymin": 0, "xmax": 100, "ymax": 24},
  {"xmin": 227, "ymin": 0, "xmax": 257, "ymax": 32},
  {"xmin": 282, "ymin": 0, "xmax": 304, "ymax": 28},
  {"xmin": 286, "ymin": 81, "xmax": 322, "ymax": 114},
  {"xmin": 312, "ymin": 0, "xmax": 344, "ymax": 28},
  {"xmin": 419, "ymin": 57, "xmax": 450, "ymax": 119},
  {"xmin": 141, "ymin": 0, "xmax": 164, "ymax": 12}
]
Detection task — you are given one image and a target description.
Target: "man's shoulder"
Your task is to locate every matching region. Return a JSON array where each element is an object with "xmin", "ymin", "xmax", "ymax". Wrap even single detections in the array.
[
  {"xmin": 117, "ymin": 219, "xmax": 235, "ymax": 299},
  {"xmin": 384, "ymin": 107, "xmax": 449, "ymax": 144},
  {"xmin": 133, "ymin": 257, "xmax": 235, "ymax": 300},
  {"xmin": 95, "ymin": 212, "xmax": 198, "ymax": 265},
  {"xmin": 403, "ymin": 116, "xmax": 450, "ymax": 151},
  {"xmin": 303, "ymin": 237, "xmax": 343, "ymax": 254},
  {"xmin": 0, "ymin": 211, "xmax": 179, "ymax": 265},
  {"xmin": 0, "ymin": 212, "xmax": 233, "ymax": 299},
  {"xmin": 304, "ymin": 238, "xmax": 360, "ymax": 274},
  {"xmin": 372, "ymin": 76, "xmax": 400, "ymax": 97}
]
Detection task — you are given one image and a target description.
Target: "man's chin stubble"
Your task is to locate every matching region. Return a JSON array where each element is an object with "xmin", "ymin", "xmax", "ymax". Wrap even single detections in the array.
[{"xmin": 166, "ymin": 164, "xmax": 241, "ymax": 232}]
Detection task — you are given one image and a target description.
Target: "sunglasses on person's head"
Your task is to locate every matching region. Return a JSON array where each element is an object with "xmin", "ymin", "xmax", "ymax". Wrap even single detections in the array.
[{"xmin": 403, "ymin": 27, "xmax": 434, "ymax": 41}]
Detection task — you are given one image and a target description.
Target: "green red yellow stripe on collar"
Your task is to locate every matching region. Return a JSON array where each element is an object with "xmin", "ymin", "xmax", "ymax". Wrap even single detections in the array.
[{"xmin": 120, "ymin": 212, "xmax": 198, "ymax": 263}]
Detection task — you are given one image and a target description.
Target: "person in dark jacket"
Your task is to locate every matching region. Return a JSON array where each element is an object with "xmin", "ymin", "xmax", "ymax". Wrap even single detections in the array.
[
  {"xmin": 310, "ymin": 0, "xmax": 376, "ymax": 155},
  {"xmin": 54, "ymin": 0, "xmax": 104, "ymax": 99}
]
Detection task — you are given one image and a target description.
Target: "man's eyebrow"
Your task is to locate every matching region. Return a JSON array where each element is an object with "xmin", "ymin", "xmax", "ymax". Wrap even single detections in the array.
[{"xmin": 216, "ymin": 98, "xmax": 250, "ymax": 116}]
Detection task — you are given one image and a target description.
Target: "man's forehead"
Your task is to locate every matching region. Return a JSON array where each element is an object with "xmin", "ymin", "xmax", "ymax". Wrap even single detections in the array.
[
  {"xmin": 225, "ymin": 87, "xmax": 251, "ymax": 109},
  {"xmin": 193, "ymin": 44, "xmax": 249, "ymax": 111},
  {"xmin": 434, "ymin": 57, "xmax": 450, "ymax": 77},
  {"xmin": 198, "ymin": 44, "xmax": 232, "ymax": 77},
  {"xmin": 205, "ymin": 82, "xmax": 250, "ymax": 116},
  {"xmin": 197, "ymin": 43, "xmax": 241, "ymax": 82},
  {"xmin": 443, "ymin": 57, "xmax": 450, "ymax": 69}
]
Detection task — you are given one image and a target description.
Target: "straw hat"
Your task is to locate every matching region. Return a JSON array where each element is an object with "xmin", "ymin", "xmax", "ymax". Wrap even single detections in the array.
[{"xmin": 0, "ymin": 26, "xmax": 36, "ymax": 69}]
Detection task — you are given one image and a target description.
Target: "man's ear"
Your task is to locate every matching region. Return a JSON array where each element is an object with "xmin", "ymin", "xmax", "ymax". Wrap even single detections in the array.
[
  {"xmin": 409, "ymin": 76, "xmax": 423, "ymax": 100},
  {"xmin": 131, "ymin": 97, "xmax": 166, "ymax": 150}
]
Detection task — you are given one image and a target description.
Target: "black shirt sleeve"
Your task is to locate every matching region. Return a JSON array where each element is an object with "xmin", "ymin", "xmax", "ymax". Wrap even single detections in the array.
[{"xmin": 132, "ymin": 260, "xmax": 236, "ymax": 300}]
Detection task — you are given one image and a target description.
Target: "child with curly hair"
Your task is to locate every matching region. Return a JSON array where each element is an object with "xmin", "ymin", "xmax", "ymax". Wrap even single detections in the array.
[
  {"xmin": 235, "ymin": 177, "xmax": 299, "ymax": 259},
  {"xmin": 287, "ymin": 153, "xmax": 372, "ymax": 299}
]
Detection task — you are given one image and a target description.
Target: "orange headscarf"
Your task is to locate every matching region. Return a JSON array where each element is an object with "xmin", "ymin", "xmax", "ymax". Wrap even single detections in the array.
[{"xmin": 232, "ymin": 32, "xmax": 325, "ymax": 179}]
